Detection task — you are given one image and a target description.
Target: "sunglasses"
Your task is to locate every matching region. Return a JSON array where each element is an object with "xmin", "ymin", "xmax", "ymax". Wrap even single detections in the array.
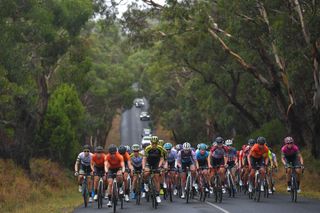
[
  {"xmin": 83, "ymin": 150, "xmax": 90, "ymax": 153},
  {"xmin": 133, "ymin": 150, "xmax": 139, "ymax": 152},
  {"xmin": 287, "ymin": 142, "xmax": 293, "ymax": 144}
]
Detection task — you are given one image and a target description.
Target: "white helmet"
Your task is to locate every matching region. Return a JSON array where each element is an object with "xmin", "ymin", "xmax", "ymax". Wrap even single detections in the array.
[
  {"xmin": 225, "ymin": 139, "xmax": 233, "ymax": 146},
  {"xmin": 183, "ymin": 142, "xmax": 191, "ymax": 150}
]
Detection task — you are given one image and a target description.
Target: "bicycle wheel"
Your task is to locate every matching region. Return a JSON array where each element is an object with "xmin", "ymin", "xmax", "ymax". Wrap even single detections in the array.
[
  {"xmin": 291, "ymin": 175, "xmax": 297, "ymax": 202},
  {"xmin": 216, "ymin": 175, "xmax": 222, "ymax": 203},
  {"xmin": 151, "ymin": 179, "xmax": 157, "ymax": 209},
  {"xmin": 168, "ymin": 181, "xmax": 173, "ymax": 202},
  {"xmin": 136, "ymin": 175, "xmax": 141, "ymax": 205},
  {"xmin": 82, "ymin": 182, "xmax": 88, "ymax": 208},
  {"xmin": 98, "ymin": 180, "xmax": 103, "ymax": 208},
  {"xmin": 255, "ymin": 175, "xmax": 261, "ymax": 202},
  {"xmin": 177, "ymin": 175, "xmax": 182, "ymax": 197},
  {"xmin": 112, "ymin": 181, "xmax": 117, "ymax": 213},
  {"xmin": 264, "ymin": 179, "xmax": 269, "ymax": 198},
  {"xmin": 229, "ymin": 175, "xmax": 235, "ymax": 198},
  {"xmin": 186, "ymin": 175, "xmax": 191, "ymax": 203}
]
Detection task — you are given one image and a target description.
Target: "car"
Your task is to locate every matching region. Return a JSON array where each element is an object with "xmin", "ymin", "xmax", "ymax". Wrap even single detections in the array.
[
  {"xmin": 134, "ymin": 98, "xmax": 145, "ymax": 108},
  {"xmin": 142, "ymin": 128, "xmax": 152, "ymax": 137},
  {"xmin": 141, "ymin": 136, "xmax": 152, "ymax": 146},
  {"xmin": 140, "ymin": 111, "xmax": 150, "ymax": 121}
]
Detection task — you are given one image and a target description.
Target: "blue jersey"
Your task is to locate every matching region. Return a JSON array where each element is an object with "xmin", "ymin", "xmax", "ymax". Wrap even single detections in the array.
[{"xmin": 196, "ymin": 150, "xmax": 209, "ymax": 167}]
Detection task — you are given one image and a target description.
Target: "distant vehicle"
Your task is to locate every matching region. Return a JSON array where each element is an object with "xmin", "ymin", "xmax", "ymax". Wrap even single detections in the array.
[
  {"xmin": 142, "ymin": 128, "xmax": 152, "ymax": 137},
  {"xmin": 141, "ymin": 136, "xmax": 152, "ymax": 146},
  {"xmin": 140, "ymin": 111, "xmax": 150, "ymax": 121},
  {"xmin": 134, "ymin": 98, "xmax": 145, "ymax": 108}
]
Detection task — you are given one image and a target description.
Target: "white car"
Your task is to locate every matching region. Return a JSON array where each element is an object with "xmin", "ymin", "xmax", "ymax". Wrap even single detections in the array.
[
  {"xmin": 140, "ymin": 111, "xmax": 150, "ymax": 121},
  {"xmin": 141, "ymin": 136, "xmax": 152, "ymax": 146},
  {"xmin": 143, "ymin": 128, "xmax": 152, "ymax": 136},
  {"xmin": 134, "ymin": 98, "xmax": 145, "ymax": 108}
]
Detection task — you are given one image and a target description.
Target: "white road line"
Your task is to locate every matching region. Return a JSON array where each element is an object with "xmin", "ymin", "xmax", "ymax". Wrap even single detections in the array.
[{"xmin": 206, "ymin": 201, "xmax": 230, "ymax": 213}]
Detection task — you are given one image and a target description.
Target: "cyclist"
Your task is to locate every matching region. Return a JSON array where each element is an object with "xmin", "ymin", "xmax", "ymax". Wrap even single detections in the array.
[
  {"xmin": 177, "ymin": 142, "xmax": 198, "ymax": 199},
  {"xmin": 125, "ymin": 145, "xmax": 132, "ymax": 155},
  {"xmin": 196, "ymin": 143, "xmax": 210, "ymax": 192},
  {"xmin": 281, "ymin": 136, "xmax": 304, "ymax": 193},
  {"xmin": 90, "ymin": 146, "xmax": 106, "ymax": 200},
  {"xmin": 141, "ymin": 141, "xmax": 151, "ymax": 156},
  {"xmin": 163, "ymin": 142, "xmax": 178, "ymax": 194},
  {"xmin": 74, "ymin": 145, "xmax": 93, "ymax": 203},
  {"xmin": 241, "ymin": 139, "xmax": 255, "ymax": 191},
  {"xmin": 248, "ymin": 137, "xmax": 269, "ymax": 193},
  {"xmin": 266, "ymin": 143, "xmax": 278, "ymax": 194},
  {"xmin": 225, "ymin": 139, "xmax": 237, "ymax": 192},
  {"xmin": 209, "ymin": 137, "xmax": 228, "ymax": 193},
  {"xmin": 118, "ymin": 145, "xmax": 133, "ymax": 202},
  {"xmin": 143, "ymin": 136, "xmax": 166, "ymax": 203},
  {"xmin": 130, "ymin": 144, "xmax": 144, "ymax": 198},
  {"xmin": 105, "ymin": 144, "xmax": 125, "ymax": 207}
]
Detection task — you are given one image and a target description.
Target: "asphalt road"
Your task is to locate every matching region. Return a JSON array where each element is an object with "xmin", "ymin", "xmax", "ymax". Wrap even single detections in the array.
[
  {"xmin": 73, "ymin": 98, "xmax": 320, "ymax": 213},
  {"xmin": 120, "ymin": 97, "xmax": 151, "ymax": 146}
]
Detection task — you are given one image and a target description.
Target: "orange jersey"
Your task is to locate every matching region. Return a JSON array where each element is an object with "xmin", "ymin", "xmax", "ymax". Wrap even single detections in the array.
[
  {"xmin": 249, "ymin": 144, "xmax": 269, "ymax": 159},
  {"xmin": 92, "ymin": 153, "xmax": 106, "ymax": 167},
  {"xmin": 105, "ymin": 152, "xmax": 124, "ymax": 169},
  {"xmin": 121, "ymin": 152, "xmax": 131, "ymax": 162}
]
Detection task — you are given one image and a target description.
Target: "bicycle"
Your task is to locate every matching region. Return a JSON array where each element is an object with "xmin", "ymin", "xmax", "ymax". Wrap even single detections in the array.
[
  {"xmin": 185, "ymin": 166, "xmax": 195, "ymax": 203},
  {"xmin": 163, "ymin": 168, "xmax": 176, "ymax": 202},
  {"xmin": 226, "ymin": 167, "xmax": 236, "ymax": 198},
  {"xmin": 145, "ymin": 169, "xmax": 159, "ymax": 209},
  {"xmin": 133, "ymin": 170, "xmax": 142, "ymax": 205},
  {"xmin": 286, "ymin": 164, "xmax": 302, "ymax": 203},
  {"xmin": 198, "ymin": 167, "xmax": 210, "ymax": 202},
  {"xmin": 79, "ymin": 174, "xmax": 92, "ymax": 208},
  {"xmin": 252, "ymin": 165, "xmax": 266, "ymax": 202},
  {"xmin": 210, "ymin": 166, "xmax": 223, "ymax": 203},
  {"xmin": 110, "ymin": 173, "xmax": 124, "ymax": 213},
  {"xmin": 96, "ymin": 172, "xmax": 105, "ymax": 209}
]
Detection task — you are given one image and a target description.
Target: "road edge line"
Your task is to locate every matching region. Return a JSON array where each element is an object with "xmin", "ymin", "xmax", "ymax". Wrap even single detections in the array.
[{"xmin": 205, "ymin": 201, "xmax": 230, "ymax": 213}]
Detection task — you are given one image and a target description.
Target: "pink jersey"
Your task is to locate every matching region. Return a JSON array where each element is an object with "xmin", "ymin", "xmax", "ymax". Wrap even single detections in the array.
[{"xmin": 281, "ymin": 144, "xmax": 299, "ymax": 157}]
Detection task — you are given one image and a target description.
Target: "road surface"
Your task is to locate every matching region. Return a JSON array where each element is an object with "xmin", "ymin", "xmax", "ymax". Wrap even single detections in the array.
[{"xmin": 73, "ymin": 98, "xmax": 320, "ymax": 213}]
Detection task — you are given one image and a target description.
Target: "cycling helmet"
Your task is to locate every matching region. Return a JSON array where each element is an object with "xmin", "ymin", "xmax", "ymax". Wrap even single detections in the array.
[
  {"xmin": 108, "ymin": 144, "xmax": 117, "ymax": 154},
  {"xmin": 83, "ymin": 144, "xmax": 91, "ymax": 151},
  {"xmin": 125, "ymin": 145, "xmax": 131, "ymax": 154},
  {"xmin": 132, "ymin": 144, "xmax": 140, "ymax": 151},
  {"xmin": 159, "ymin": 139, "xmax": 165, "ymax": 146},
  {"xmin": 142, "ymin": 142, "xmax": 150, "ymax": 149},
  {"xmin": 183, "ymin": 142, "xmax": 191, "ymax": 150},
  {"xmin": 175, "ymin": 144, "xmax": 182, "ymax": 151},
  {"xmin": 118, "ymin": 145, "xmax": 127, "ymax": 154},
  {"xmin": 257, "ymin": 136, "xmax": 266, "ymax": 145},
  {"xmin": 284, "ymin": 136, "xmax": 294, "ymax": 144},
  {"xmin": 163, "ymin": 143, "xmax": 172, "ymax": 150},
  {"xmin": 199, "ymin": 143, "xmax": 207, "ymax": 150},
  {"xmin": 248, "ymin": 139, "xmax": 256, "ymax": 146},
  {"xmin": 151, "ymin": 136, "xmax": 159, "ymax": 144},
  {"xmin": 215, "ymin": 136, "xmax": 224, "ymax": 144},
  {"xmin": 212, "ymin": 142, "xmax": 217, "ymax": 146},
  {"xmin": 225, "ymin": 139, "xmax": 233, "ymax": 146},
  {"xmin": 95, "ymin": 146, "xmax": 104, "ymax": 153}
]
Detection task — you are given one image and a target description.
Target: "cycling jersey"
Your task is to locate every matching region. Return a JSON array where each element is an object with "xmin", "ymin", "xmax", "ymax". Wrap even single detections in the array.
[
  {"xmin": 105, "ymin": 152, "xmax": 124, "ymax": 169},
  {"xmin": 281, "ymin": 144, "xmax": 300, "ymax": 166},
  {"xmin": 92, "ymin": 153, "xmax": 105, "ymax": 168},
  {"xmin": 177, "ymin": 150, "xmax": 196, "ymax": 164},
  {"xmin": 166, "ymin": 149, "xmax": 177, "ymax": 168},
  {"xmin": 144, "ymin": 145, "xmax": 165, "ymax": 167},
  {"xmin": 210, "ymin": 145, "xmax": 228, "ymax": 159},
  {"xmin": 249, "ymin": 144, "xmax": 269, "ymax": 159},
  {"xmin": 120, "ymin": 152, "xmax": 131, "ymax": 168},
  {"xmin": 226, "ymin": 146, "xmax": 237, "ymax": 162},
  {"xmin": 130, "ymin": 153, "xmax": 143, "ymax": 169},
  {"xmin": 77, "ymin": 152, "xmax": 93, "ymax": 167},
  {"xmin": 196, "ymin": 150, "xmax": 209, "ymax": 168}
]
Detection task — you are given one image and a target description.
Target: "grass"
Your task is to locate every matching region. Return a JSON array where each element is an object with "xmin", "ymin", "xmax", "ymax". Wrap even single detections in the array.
[
  {"xmin": 0, "ymin": 159, "xmax": 82, "ymax": 213},
  {"xmin": 105, "ymin": 112, "xmax": 121, "ymax": 147}
]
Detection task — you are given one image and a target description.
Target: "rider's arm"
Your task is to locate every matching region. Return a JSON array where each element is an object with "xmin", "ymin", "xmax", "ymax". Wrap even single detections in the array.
[
  {"xmin": 247, "ymin": 153, "xmax": 252, "ymax": 168},
  {"xmin": 128, "ymin": 159, "xmax": 133, "ymax": 171},
  {"xmin": 158, "ymin": 157, "xmax": 164, "ymax": 168},
  {"xmin": 75, "ymin": 160, "xmax": 79, "ymax": 172},
  {"xmin": 121, "ymin": 161, "xmax": 125, "ymax": 173},
  {"xmin": 208, "ymin": 152, "xmax": 212, "ymax": 168},
  {"xmin": 142, "ymin": 157, "xmax": 146, "ymax": 170},
  {"xmin": 104, "ymin": 160, "xmax": 109, "ymax": 173},
  {"xmin": 298, "ymin": 153, "xmax": 304, "ymax": 165}
]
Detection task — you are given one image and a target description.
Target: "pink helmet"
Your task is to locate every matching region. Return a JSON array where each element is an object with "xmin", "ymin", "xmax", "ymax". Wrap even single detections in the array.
[{"xmin": 284, "ymin": 136, "xmax": 294, "ymax": 144}]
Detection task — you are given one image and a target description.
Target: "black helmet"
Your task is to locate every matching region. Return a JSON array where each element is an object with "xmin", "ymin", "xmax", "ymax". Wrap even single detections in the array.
[
  {"xmin": 247, "ymin": 139, "xmax": 256, "ymax": 146},
  {"xmin": 95, "ymin": 146, "xmax": 104, "ymax": 153},
  {"xmin": 118, "ymin": 145, "xmax": 127, "ymax": 155},
  {"xmin": 108, "ymin": 144, "xmax": 117, "ymax": 154},
  {"xmin": 215, "ymin": 136, "xmax": 224, "ymax": 144},
  {"xmin": 83, "ymin": 144, "xmax": 91, "ymax": 151},
  {"xmin": 257, "ymin": 136, "xmax": 266, "ymax": 145}
]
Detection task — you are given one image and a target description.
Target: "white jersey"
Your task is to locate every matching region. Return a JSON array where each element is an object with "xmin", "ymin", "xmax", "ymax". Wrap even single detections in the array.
[{"xmin": 76, "ymin": 152, "xmax": 93, "ymax": 166}]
